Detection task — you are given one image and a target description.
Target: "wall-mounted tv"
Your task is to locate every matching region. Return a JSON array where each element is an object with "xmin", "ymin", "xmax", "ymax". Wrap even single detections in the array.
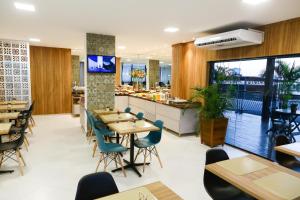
[{"xmin": 87, "ymin": 55, "xmax": 116, "ymax": 73}]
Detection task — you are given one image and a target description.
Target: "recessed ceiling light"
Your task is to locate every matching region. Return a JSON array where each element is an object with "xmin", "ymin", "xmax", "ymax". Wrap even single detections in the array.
[
  {"xmin": 118, "ymin": 46, "xmax": 126, "ymax": 50},
  {"xmin": 146, "ymin": 56, "xmax": 152, "ymax": 59},
  {"xmin": 29, "ymin": 38, "xmax": 40, "ymax": 42},
  {"xmin": 14, "ymin": 2, "xmax": 35, "ymax": 12},
  {"xmin": 160, "ymin": 61, "xmax": 164, "ymax": 64},
  {"xmin": 242, "ymin": 0, "xmax": 269, "ymax": 5},
  {"xmin": 164, "ymin": 27, "xmax": 179, "ymax": 33}
]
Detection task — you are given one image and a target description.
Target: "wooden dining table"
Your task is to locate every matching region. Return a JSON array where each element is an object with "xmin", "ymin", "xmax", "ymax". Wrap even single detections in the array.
[
  {"xmin": 0, "ymin": 104, "xmax": 27, "ymax": 111},
  {"xmin": 0, "ymin": 122, "xmax": 13, "ymax": 174},
  {"xmin": 99, "ymin": 113, "xmax": 136, "ymax": 124},
  {"xmin": 0, "ymin": 112, "xmax": 20, "ymax": 121},
  {"xmin": 275, "ymin": 142, "xmax": 300, "ymax": 157},
  {"xmin": 94, "ymin": 109, "xmax": 120, "ymax": 116},
  {"xmin": 97, "ymin": 181, "xmax": 183, "ymax": 200},
  {"xmin": 108, "ymin": 120, "xmax": 159, "ymax": 177},
  {"xmin": 206, "ymin": 154, "xmax": 300, "ymax": 200},
  {"xmin": 0, "ymin": 100, "xmax": 27, "ymax": 105}
]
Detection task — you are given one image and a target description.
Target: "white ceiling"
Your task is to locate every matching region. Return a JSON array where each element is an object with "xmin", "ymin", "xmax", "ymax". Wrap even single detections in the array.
[{"xmin": 0, "ymin": 0, "xmax": 300, "ymax": 62}]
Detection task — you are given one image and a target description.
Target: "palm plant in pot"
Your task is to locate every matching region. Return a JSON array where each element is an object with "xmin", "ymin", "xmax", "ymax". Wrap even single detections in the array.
[
  {"xmin": 274, "ymin": 60, "xmax": 300, "ymax": 110},
  {"xmin": 191, "ymin": 66, "xmax": 236, "ymax": 147}
]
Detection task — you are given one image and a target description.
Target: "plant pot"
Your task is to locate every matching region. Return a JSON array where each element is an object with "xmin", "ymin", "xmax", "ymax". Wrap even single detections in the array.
[
  {"xmin": 291, "ymin": 104, "xmax": 298, "ymax": 114},
  {"xmin": 200, "ymin": 117, "xmax": 228, "ymax": 147}
]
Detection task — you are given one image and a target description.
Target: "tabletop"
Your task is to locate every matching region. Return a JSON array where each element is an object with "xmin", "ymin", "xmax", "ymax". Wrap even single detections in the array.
[
  {"xmin": 0, "ymin": 112, "xmax": 20, "ymax": 120},
  {"xmin": 108, "ymin": 120, "xmax": 159, "ymax": 135},
  {"xmin": 97, "ymin": 181, "xmax": 183, "ymax": 200},
  {"xmin": 94, "ymin": 109, "xmax": 120, "ymax": 115},
  {"xmin": 0, "ymin": 104, "xmax": 27, "ymax": 111},
  {"xmin": 206, "ymin": 154, "xmax": 300, "ymax": 200},
  {"xmin": 0, "ymin": 123, "xmax": 12, "ymax": 135},
  {"xmin": 0, "ymin": 100, "xmax": 27, "ymax": 105},
  {"xmin": 100, "ymin": 113, "xmax": 135, "ymax": 124},
  {"xmin": 275, "ymin": 109, "xmax": 300, "ymax": 115},
  {"xmin": 275, "ymin": 142, "xmax": 300, "ymax": 157}
]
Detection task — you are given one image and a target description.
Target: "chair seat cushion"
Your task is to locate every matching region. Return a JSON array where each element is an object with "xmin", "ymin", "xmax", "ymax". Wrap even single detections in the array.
[
  {"xmin": 101, "ymin": 143, "xmax": 127, "ymax": 153},
  {"xmin": 134, "ymin": 138, "xmax": 155, "ymax": 148}
]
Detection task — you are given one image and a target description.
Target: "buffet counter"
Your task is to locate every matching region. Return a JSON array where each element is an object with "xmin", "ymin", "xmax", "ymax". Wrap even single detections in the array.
[{"xmin": 115, "ymin": 94, "xmax": 198, "ymax": 136}]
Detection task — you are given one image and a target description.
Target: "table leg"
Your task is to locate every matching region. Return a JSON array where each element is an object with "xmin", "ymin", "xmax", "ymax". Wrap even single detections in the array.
[{"xmin": 112, "ymin": 134, "xmax": 149, "ymax": 177}]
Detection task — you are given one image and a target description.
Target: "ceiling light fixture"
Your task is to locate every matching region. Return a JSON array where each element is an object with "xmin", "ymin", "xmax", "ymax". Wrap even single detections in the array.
[
  {"xmin": 14, "ymin": 2, "xmax": 35, "ymax": 12},
  {"xmin": 118, "ymin": 46, "xmax": 126, "ymax": 50},
  {"xmin": 29, "ymin": 38, "xmax": 40, "ymax": 42},
  {"xmin": 164, "ymin": 27, "xmax": 179, "ymax": 33},
  {"xmin": 242, "ymin": 0, "xmax": 269, "ymax": 5},
  {"xmin": 160, "ymin": 61, "xmax": 164, "ymax": 64}
]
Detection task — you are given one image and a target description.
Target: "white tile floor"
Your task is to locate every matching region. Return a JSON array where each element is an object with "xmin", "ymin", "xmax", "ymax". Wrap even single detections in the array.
[{"xmin": 0, "ymin": 114, "xmax": 247, "ymax": 200}]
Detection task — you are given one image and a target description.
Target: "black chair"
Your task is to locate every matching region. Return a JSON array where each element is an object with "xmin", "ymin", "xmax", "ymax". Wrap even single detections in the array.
[
  {"xmin": 75, "ymin": 172, "xmax": 118, "ymax": 200},
  {"xmin": 10, "ymin": 113, "xmax": 31, "ymax": 151},
  {"xmin": 266, "ymin": 110, "xmax": 290, "ymax": 141},
  {"xmin": 0, "ymin": 125, "xmax": 26, "ymax": 176},
  {"xmin": 204, "ymin": 149, "xmax": 254, "ymax": 200},
  {"xmin": 275, "ymin": 135, "xmax": 300, "ymax": 172}
]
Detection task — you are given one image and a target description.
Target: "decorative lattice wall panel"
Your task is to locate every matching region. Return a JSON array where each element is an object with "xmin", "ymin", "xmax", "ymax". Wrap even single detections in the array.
[{"xmin": 0, "ymin": 39, "xmax": 31, "ymax": 102}]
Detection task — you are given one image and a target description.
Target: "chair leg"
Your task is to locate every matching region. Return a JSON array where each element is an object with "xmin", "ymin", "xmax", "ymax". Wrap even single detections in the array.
[
  {"xmin": 18, "ymin": 150, "xmax": 26, "ymax": 166},
  {"xmin": 117, "ymin": 153, "xmax": 126, "ymax": 177},
  {"xmin": 95, "ymin": 153, "xmax": 103, "ymax": 172},
  {"xmin": 23, "ymin": 138, "xmax": 29, "ymax": 152},
  {"xmin": 134, "ymin": 148, "xmax": 141, "ymax": 162},
  {"xmin": 143, "ymin": 149, "xmax": 147, "ymax": 173},
  {"xmin": 30, "ymin": 116, "xmax": 36, "ymax": 126},
  {"xmin": 0, "ymin": 153, "xmax": 3, "ymax": 167},
  {"xmin": 103, "ymin": 154, "xmax": 108, "ymax": 172},
  {"xmin": 92, "ymin": 142, "xmax": 97, "ymax": 157},
  {"xmin": 16, "ymin": 149, "xmax": 24, "ymax": 176},
  {"xmin": 154, "ymin": 147, "xmax": 163, "ymax": 168},
  {"xmin": 28, "ymin": 125, "xmax": 33, "ymax": 135}
]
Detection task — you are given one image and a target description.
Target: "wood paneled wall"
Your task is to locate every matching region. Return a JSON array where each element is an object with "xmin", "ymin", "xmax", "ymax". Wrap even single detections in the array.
[
  {"xmin": 115, "ymin": 57, "xmax": 121, "ymax": 86},
  {"xmin": 30, "ymin": 46, "xmax": 72, "ymax": 114},
  {"xmin": 172, "ymin": 17, "xmax": 300, "ymax": 99}
]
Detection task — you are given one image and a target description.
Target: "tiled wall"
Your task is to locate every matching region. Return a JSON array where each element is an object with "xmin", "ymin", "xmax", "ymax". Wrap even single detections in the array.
[
  {"xmin": 0, "ymin": 39, "xmax": 31, "ymax": 102},
  {"xmin": 86, "ymin": 33, "xmax": 115, "ymax": 110},
  {"xmin": 148, "ymin": 59, "xmax": 160, "ymax": 88},
  {"xmin": 72, "ymin": 55, "xmax": 80, "ymax": 85}
]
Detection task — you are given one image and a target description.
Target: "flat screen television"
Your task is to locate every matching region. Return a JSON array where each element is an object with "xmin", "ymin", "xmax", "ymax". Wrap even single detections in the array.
[{"xmin": 87, "ymin": 55, "xmax": 116, "ymax": 73}]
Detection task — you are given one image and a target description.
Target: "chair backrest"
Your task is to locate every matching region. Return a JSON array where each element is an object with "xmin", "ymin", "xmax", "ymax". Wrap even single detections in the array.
[
  {"xmin": 124, "ymin": 107, "xmax": 131, "ymax": 113},
  {"xmin": 85, "ymin": 109, "xmax": 93, "ymax": 128},
  {"xmin": 0, "ymin": 124, "xmax": 25, "ymax": 151},
  {"xmin": 275, "ymin": 135, "xmax": 296, "ymax": 164},
  {"xmin": 75, "ymin": 172, "xmax": 118, "ymax": 200},
  {"xmin": 147, "ymin": 120, "xmax": 163, "ymax": 144},
  {"xmin": 204, "ymin": 149, "xmax": 232, "ymax": 199},
  {"xmin": 136, "ymin": 112, "xmax": 144, "ymax": 120},
  {"xmin": 90, "ymin": 119, "xmax": 110, "ymax": 152}
]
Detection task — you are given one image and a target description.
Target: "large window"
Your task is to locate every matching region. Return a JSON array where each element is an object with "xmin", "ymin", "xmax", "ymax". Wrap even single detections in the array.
[
  {"xmin": 211, "ymin": 55, "xmax": 300, "ymax": 118},
  {"xmin": 160, "ymin": 64, "xmax": 171, "ymax": 85},
  {"xmin": 121, "ymin": 63, "xmax": 147, "ymax": 85},
  {"xmin": 213, "ymin": 59, "xmax": 267, "ymax": 115}
]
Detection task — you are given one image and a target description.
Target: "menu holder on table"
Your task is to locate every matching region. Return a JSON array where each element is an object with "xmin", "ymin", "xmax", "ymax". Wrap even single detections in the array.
[
  {"xmin": 98, "ymin": 187, "xmax": 157, "ymax": 200},
  {"xmin": 216, "ymin": 157, "xmax": 268, "ymax": 175},
  {"xmin": 253, "ymin": 172, "xmax": 300, "ymax": 200}
]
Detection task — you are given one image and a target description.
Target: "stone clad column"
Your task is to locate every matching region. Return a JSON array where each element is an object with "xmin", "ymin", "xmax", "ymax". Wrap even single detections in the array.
[
  {"xmin": 86, "ymin": 33, "xmax": 115, "ymax": 110},
  {"xmin": 148, "ymin": 59, "xmax": 160, "ymax": 89}
]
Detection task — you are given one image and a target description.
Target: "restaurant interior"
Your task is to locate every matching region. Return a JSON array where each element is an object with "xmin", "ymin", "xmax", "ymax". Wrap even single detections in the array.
[{"xmin": 1, "ymin": 0, "xmax": 300, "ymax": 199}]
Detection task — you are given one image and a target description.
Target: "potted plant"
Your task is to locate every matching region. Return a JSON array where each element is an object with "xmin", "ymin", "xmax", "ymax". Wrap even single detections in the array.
[
  {"xmin": 191, "ymin": 66, "xmax": 236, "ymax": 147},
  {"xmin": 275, "ymin": 60, "xmax": 300, "ymax": 109}
]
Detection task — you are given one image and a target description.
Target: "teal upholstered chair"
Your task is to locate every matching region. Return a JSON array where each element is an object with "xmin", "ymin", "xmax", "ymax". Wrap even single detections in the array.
[
  {"xmin": 136, "ymin": 112, "xmax": 144, "ymax": 120},
  {"xmin": 124, "ymin": 107, "xmax": 131, "ymax": 113},
  {"xmin": 92, "ymin": 123, "xmax": 127, "ymax": 177},
  {"xmin": 89, "ymin": 114, "xmax": 114, "ymax": 157},
  {"xmin": 134, "ymin": 120, "xmax": 163, "ymax": 172}
]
